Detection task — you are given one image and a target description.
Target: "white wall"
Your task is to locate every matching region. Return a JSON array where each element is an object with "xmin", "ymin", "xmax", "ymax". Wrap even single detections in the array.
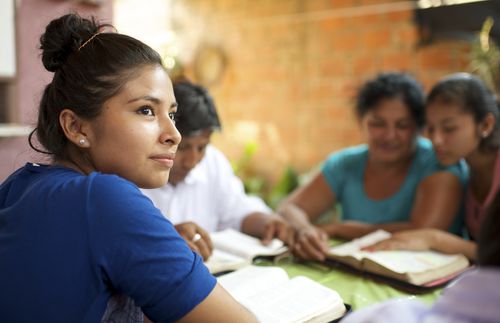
[{"xmin": 0, "ymin": 0, "xmax": 16, "ymax": 78}]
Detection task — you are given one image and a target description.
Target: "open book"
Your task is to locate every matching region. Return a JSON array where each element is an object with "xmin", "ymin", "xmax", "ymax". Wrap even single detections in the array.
[
  {"xmin": 204, "ymin": 229, "xmax": 289, "ymax": 274},
  {"xmin": 327, "ymin": 230, "xmax": 470, "ymax": 286},
  {"xmin": 218, "ymin": 266, "xmax": 347, "ymax": 323}
]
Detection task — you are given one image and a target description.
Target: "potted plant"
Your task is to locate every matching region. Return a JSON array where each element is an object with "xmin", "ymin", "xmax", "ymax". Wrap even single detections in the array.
[{"xmin": 469, "ymin": 17, "xmax": 500, "ymax": 97}]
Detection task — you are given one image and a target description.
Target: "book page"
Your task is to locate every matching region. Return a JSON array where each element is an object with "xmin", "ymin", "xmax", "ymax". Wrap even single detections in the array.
[
  {"xmin": 218, "ymin": 266, "xmax": 289, "ymax": 301},
  {"xmin": 211, "ymin": 228, "xmax": 287, "ymax": 260},
  {"xmin": 242, "ymin": 276, "xmax": 345, "ymax": 323},
  {"xmin": 363, "ymin": 250, "xmax": 464, "ymax": 274},
  {"xmin": 329, "ymin": 229, "xmax": 391, "ymax": 259},
  {"xmin": 204, "ymin": 249, "xmax": 249, "ymax": 274}
]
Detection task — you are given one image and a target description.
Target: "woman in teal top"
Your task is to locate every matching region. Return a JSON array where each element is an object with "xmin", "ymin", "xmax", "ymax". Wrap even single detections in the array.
[
  {"xmin": 278, "ymin": 72, "xmax": 467, "ymax": 261},
  {"xmin": 323, "ymin": 137, "xmax": 465, "ymax": 231}
]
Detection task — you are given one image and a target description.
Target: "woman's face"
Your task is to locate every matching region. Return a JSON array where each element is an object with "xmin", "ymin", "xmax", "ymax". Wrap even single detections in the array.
[
  {"xmin": 85, "ymin": 65, "xmax": 181, "ymax": 188},
  {"xmin": 361, "ymin": 97, "xmax": 419, "ymax": 164},
  {"xmin": 426, "ymin": 100, "xmax": 481, "ymax": 165}
]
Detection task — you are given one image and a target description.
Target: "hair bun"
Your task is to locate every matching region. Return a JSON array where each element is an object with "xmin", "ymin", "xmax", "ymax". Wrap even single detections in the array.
[{"xmin": 39, "ymin": 14, "xmax": 99, "ymax": 72}]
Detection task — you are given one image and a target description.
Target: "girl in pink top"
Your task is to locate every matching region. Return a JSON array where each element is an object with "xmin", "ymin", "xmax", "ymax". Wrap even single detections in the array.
[
  {"xmin": 427, "ymin": 74, "xmax": 500, "ymax": 241},
  {"xmin": 367, "ymin": 73, "xmax": 499, "ymax": 260}
]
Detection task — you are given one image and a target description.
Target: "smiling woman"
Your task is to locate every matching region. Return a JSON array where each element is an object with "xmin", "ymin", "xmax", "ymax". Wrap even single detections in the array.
[{"xmin": 0, "ymin": 13, "xmax": 256, "ymax": 323}]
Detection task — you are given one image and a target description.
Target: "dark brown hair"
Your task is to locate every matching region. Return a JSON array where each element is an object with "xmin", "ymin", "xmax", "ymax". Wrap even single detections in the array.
[
  {"xmin": 427, "ymin": 73, "xmax": 500, "ymax": 151},
  {"xmin": 477, "ymin": 191, "xmax": 500, "ymax": 267},
  {"xmin": 173, "ymin": 81, "xmax": 221, "ymax": 137},
  {"xmin": 29, "ymin": 13, "xmax": 163, "ymax": 160},
  {"xmin": 355, "ymin": 72, "xmax": 425, "ymax": 128}
]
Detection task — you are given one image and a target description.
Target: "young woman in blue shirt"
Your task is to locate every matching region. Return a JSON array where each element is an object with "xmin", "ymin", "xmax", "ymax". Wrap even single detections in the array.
[{"xmin": 0, "ymin": 13, "xmax": 255, "ymax": 323}]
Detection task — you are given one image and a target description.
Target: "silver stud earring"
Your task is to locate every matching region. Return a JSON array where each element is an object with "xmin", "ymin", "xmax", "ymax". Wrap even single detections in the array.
[
  {"xmin": 79, "ymin": 139, "xmax": 86, "ymax": 145},
  {"xmin": 482, "ymin": 131, "xmax": 489, "ymax": 138}
]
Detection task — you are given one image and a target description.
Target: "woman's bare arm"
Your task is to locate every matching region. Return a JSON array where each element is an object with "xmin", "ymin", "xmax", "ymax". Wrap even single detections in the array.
[
  {"xmin": 278, "ymin": 172, "xmax": 337, "ymax": 227},
  {"xmin": 366, "ymin": 228, "xmax": 477, "ymax": 260},
  {"xmin": 277, "ymin": 172, "xmax": 336, "ymax": 260},
  {"xmin": 407, "ymin": 172, "xmax": 463, "ymax": 229},
  {"xmin": 176, "ymin": 283, "xmax": 257, "ymax": 323}
]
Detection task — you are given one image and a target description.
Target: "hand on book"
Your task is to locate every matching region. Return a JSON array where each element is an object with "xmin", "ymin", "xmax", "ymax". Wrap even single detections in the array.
[
  {"xmin": 175, "ymin": 221, "xmax": 213, "ymax": 261},
  {"xmin": 362, "ymin": 229, "xmax": 436, "ymax": 252},
  {"xmin": 260, "ymin": 213, "xmax": 296, "ymax": 247},
  {"xmin": 293, "ymin": 226, "xmax": 329, "ymax": 261}
]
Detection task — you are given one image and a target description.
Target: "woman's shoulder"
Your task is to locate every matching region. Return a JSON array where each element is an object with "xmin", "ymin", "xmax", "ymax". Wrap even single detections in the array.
[
  {"xmin": 327, "ymin": 144, "xmax": 368, "ymax": 161},
  {"xmin": 28, "ymin": 164, "xmax": 145, "ymax": 208},
  {"xmin": 1, "ymin": 163, "xmax": 90, "ymax": 199},
  {"xmin": 83, "ymin": 172, "xmax": 153, "ymax": 212},
  {"xmin": 324, "ymin": 144, "xmax": 368, "ymax": 170},
  {"xmin": 1, "ymin": 164, "xmax": 149, "ymax": 221},
  {"xmin": 34, "ymin": 165, "xmax": 140, "ymax": 197}
]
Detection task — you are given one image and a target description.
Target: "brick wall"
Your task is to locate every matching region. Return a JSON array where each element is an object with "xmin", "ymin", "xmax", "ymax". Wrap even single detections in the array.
[
  {"xmin": 0, "ymin": 1, "xmax": 472, "ymax": 184},
  {"xmin": 175, "ymin": 0, "xmax": 470, "ymax": 184}
]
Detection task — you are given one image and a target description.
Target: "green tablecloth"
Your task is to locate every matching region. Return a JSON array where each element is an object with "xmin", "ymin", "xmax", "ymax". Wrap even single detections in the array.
[{"xmin": 254, "ymin": 240, "xmax": 443, "ymax": 311}]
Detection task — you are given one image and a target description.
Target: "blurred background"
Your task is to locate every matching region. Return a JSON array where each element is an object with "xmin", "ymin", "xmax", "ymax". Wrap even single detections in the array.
[{"xmin": 1, "ymin": 0, "xmax": 499, "ymax": 204}]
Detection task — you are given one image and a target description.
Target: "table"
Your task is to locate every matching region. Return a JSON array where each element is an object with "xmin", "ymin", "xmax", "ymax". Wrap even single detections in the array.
[{"xmin": 254, "ymin": 256, "xmax": 442, "ymax": 311}]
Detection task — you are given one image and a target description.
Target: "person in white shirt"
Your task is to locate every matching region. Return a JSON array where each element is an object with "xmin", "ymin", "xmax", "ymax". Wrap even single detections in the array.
[{"xmin": 142, "ymin": 81, "xmax": 294, "ymax": 260}]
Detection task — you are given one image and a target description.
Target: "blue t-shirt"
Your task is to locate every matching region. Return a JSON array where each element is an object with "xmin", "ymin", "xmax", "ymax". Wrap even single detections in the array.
[
  {"xmin": 321, "ymin": 138, "xmax": 467, "ymax": 234},
  {"xmin": 0, "ymin": 163, "xmax": 216, "ymax": 323}
]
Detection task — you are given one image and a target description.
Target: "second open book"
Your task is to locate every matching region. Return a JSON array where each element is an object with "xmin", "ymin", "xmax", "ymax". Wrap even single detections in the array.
[
  {"xmin": 327, "ymin": 229, "xmax": 470, "ymax": 286},
  {"xmin": 204, "ymin": 228, "xmax": 289, "ymax": 274}
]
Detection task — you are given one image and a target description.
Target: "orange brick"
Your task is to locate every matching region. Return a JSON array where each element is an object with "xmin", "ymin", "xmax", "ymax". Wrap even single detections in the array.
[
  {"xmin": 417, "ymin": 46, "xmax": 455, "ymax": 69},
  {"xmin": 352, "ymin": 55, "xmax": 379, "ymax": 75},
  {"xmin": 320, "ymin": 17, "xmax": 349, "ymax": 33},
  {"xmin": 309, "ymin": 82, "xmax": 337, "ymax": 101},
  {"xmin": 332, "ymin": 31, "xmax": 360, "ymax": 51},
  {"xmin": 361, "ymin": 28, "xmax": 393, "ymax": 50},
  {"xmin": 306, "ymin": 0, "xmax": 335, "ymax": 12},
  {"xmin": 381, "ymin": 52, "xmax": 414, "ymax": 71},
  {"xmin": 339, "ymin": 75, "xmax": 360, "ymax": 91},
  {"xmin": 330, "ymin": 0, "xmax": 358, "ymax": 8},
  {"xmin": 394, "ymin": 24, "xmax": 419, "ymax": 48},
  {"xmin": 348, "ymin": 13, "xmax": 382, "ymax": 28},
  {"xmin": 386, "ymin": 8, "xmax": 413, "ymax": 22},
  {"xmin": 319, "ymin": 58, "xmax": 350, "ymax": 77},
  {"xmin": 360, "ymin": 0, "xmax": 400, "ymax": 5}
]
